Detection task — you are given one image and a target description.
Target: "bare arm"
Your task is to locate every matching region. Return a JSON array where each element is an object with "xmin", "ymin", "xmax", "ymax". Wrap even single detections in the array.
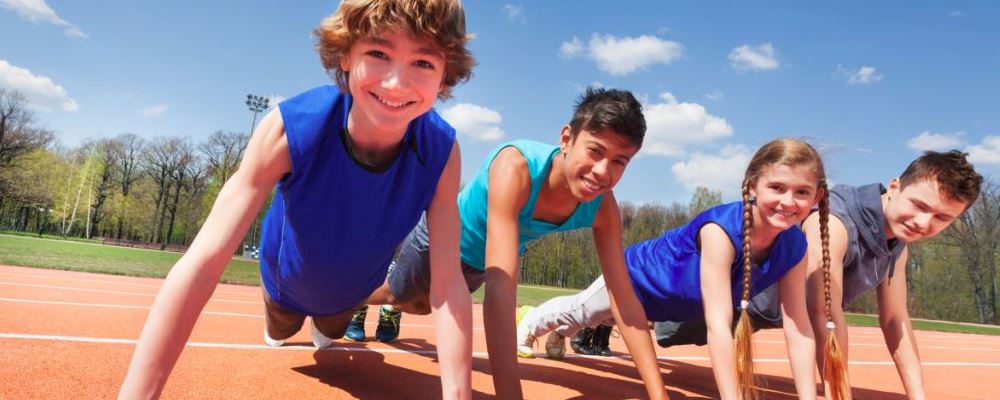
[
  {"xmin": 877, "ymin": 250, "xmax": 926, "ymax": 400},
  {"xmin": 482, "ymin": 147, "xmax": 530, "ymax": 400},
  {"xmin": 426, "ymin": 142, "xmax": 472, "ymax": 400},
  {"xmin": 592, "ymin": 192, "xmax": 669, "ymax": 400},
  {"xmin": 777, "ymin": 256, "xmax": 818, "ymax": 400},
  {"xmin": 802, "ymin": 213, "xmax": 850, "ymax": 393},
  {"xmin": 118, "ymin": 110, "xmax": 291, "ymax": 399},
  {"xmin": 698, "ymin": 223, "xmax": 740, "ymax": 400}
]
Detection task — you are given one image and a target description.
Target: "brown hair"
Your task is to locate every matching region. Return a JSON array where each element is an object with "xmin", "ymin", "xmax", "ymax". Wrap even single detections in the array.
[
  {"xmin": 313, "ymin": 0, "xmax": 476, "ymax": 99},
  {"xmin": 899, "ymin": 150, "xmax": 982, "ymax": 210},
  {"xmin": 735, "ymin": 138, "xmax": 838, "ymax": 399}
]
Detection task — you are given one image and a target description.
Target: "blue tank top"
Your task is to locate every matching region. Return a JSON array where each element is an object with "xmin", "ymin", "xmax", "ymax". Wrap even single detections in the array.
[
  {"xmin": 259, "ymin": 85, "xmax": 455, "ymax": 315},
  {"xmin": 626, "ymin": 201, "xmax": 807, "ymax": 322},
  {"xmin": 457, "ymin": 140, "xmax": 604, "ymax": 270}
]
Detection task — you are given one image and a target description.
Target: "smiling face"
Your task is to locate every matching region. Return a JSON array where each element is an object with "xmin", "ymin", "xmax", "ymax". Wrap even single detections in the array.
[
  {"xmin": 340, "ymin": 30, "xmax": 445, "ymax": 140},
  {"xmin": 749, "ymin": 163, "xmax": 824, "ymax": 232},
  {"xmin": 883, "ymin": 177, "xmax": 968, "ymax": 242},
  {"xmin": 557, "ymin": 126, "xmax": 639, "ymax": 202}
]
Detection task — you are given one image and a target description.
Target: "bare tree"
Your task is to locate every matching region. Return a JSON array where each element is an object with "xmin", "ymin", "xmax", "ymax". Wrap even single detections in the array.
[
  {"xmin": 109, "ymin": 133, "xmax": 145, "ymax": 239},
  {"xmin": 89, "ymin": 140, "xmax": 116, "ymax": 238},
  {"xmin": 201, "ymin": 130, "xmax": 248, "ymax": 186},
  {"xmin": 162, "ymin": 140, "xmax": 195, "ymax": 249},
  {"xmin": 0, "ymin": 89, "xmax": 54, "ymax": 196},
  {"xmin": 144, "ymin": 137, "xmax": 183, "ymax": 243},
  {"xmin": 942, "ymin": 179, "xmax": 1000, "ymax": 324}
]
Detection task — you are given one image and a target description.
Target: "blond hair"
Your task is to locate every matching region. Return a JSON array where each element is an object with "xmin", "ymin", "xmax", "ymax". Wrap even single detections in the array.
[{"xmin": 314, "ymin": 0, "xmax": 476, "ymax": 99}]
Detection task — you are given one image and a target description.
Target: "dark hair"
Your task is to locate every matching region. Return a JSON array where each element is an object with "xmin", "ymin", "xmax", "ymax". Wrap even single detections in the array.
[
  {"xmin": 568, "ymin": 87, "xmax": 645, "ymax": 149},
  {"xmin": 899, "ymin": 150, "xmax": 982, "ymax": 209}
]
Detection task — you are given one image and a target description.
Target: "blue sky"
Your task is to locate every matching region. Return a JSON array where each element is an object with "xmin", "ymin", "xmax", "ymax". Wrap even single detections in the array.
[{"xmin": 2, "ymin": 1, "xmax": 998, "ymax": 206}]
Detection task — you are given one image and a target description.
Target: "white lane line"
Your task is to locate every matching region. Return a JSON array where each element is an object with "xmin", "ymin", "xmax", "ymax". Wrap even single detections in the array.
[
  {"xmin": 752, "ymin": 339, "xmax": 1000, "ymax": 353},
  {"xmin": 0, "ymin": 282, "xmax": 258, "ymax": 305},
  {"xmin": 3, "ymin": 333, "xmax": 999, "ymax": 367},
  {"xmin": 0, "ymin": 271, "xmax": 258, "ymax": 297},
  {"xmin": 0, "ymin": 297, "xmax": 483, "ymax": 330}
]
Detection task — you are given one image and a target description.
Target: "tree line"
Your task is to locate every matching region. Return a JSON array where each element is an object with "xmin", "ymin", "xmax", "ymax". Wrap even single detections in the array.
[
  {"xmin": 1, "ymin": 88, "xmax": 997, "ymax": 325},
  {"xmin": 0, "ymin": 89, "xmax": 258, "ymax": 251}
]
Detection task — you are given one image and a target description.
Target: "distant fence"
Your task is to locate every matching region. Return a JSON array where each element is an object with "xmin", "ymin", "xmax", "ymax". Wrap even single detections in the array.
[{"xmin": 100, "ymin": 238, "xmax": 188, "ymax": 253}]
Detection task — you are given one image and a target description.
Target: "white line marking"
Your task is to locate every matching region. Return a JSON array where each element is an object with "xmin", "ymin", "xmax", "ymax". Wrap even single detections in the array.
[
  {"xmin": 0, "ymin": 271, "xmax": 257, "ymax": 297},
  {"xmin": 0, "ymin": 297, "xmax": 483, "ymax": 330},
  {"xmin": 3, "ymin": 333, "xmax": 999, "ymax": 366},
  {"xmin": 0, "ymin": 282, "xmax": 258, "ymax": 304}
]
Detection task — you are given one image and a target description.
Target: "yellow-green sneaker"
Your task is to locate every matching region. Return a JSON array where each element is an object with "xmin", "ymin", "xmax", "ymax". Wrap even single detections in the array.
[{"xmin": 515, "ymin": 305, "xmax": 535, "ymax": 358}]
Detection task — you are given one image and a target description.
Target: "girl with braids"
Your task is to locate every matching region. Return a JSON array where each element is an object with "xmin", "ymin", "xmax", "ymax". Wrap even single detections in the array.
[{"xmin": 517, "ymin": 138, "xmax": 828, "ymax": 399}]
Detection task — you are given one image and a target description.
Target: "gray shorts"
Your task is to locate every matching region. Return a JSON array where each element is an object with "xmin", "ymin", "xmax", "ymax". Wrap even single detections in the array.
[
  {"xmin": 388, "ymin": 215, "xmax": 486, "ymax": 302},
  {"xmin": 654, "ymin": 284, "xmax": 783, "ymax": 347}
]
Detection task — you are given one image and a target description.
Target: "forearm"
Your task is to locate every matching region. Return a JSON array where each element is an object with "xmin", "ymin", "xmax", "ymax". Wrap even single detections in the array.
[
  {"xmin": 483, "ymin": 280, "xmax": 522, "ymax": 400},
  {"xmin": 118, "ymin": 254, "xmax": 226, "ymax": 399},
  {"xmin": 430, "ymin": 277, "xmax": 473, "ymax": 400},
  {"xmin": 883, "ymin": 319, "xmax": 926, "ymax": 399},
  {"xmin": 706, "ymin": 326, "xmax": 739, "ymax": 400},
  {"xmin": 617, "ymin": 318, "xmax": 668, "ymax": 400},
  {"xmin": 605, "ymin": 292, "xmax": 667, "ymax": 400},
  {"xmin": 783, "ymin": 323, "xmax": 818, "ymax": 400}
]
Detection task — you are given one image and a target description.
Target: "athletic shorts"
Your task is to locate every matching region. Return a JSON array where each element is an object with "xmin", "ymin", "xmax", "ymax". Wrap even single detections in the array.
[
  {"xmin": 388, "ymin": 214, "xmax": 486, "ymax": 302},
  {"xmin": 262, "ymin": 286, "xmax": 364, "ymax": 341}
]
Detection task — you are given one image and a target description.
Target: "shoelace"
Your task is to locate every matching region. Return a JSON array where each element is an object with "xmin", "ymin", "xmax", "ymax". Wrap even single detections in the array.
[{"xmin": 379, "ymin": 310, "xmax": 400, "ymax": 329}]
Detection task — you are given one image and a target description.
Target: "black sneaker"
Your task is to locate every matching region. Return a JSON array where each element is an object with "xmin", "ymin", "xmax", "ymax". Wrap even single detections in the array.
[
  {"xmin": 344, "ymin": 305, "xmax": 368, "ymax": 342},
  {"xmin": 570, "ymin": 326, "xmax": 597, "ymax": 355},
  {"xmin": 592, "ymin": 325, "xmax": 613, "ymax": 356},
  {"xmin": 375, "ymin": 305, "xmax": 401, "ymax": 343}
]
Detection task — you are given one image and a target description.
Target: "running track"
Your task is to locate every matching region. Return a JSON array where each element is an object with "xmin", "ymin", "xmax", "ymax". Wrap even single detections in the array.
[{"xmin": 2, "ymin": 264, "xmax": 998, "ymax": 399}]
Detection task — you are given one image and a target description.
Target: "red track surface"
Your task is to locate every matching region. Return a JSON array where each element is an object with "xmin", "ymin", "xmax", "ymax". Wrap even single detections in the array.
[{"xmin": 2, "ymin": 264, "xmax": 998, "ymax": 399}]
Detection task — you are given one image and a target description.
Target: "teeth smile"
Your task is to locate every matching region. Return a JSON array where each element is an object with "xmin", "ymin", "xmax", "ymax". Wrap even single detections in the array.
[
  {"xmin": 772, "ymin": 209, "xmax": 795, "ymax": 218},
  {"xmin": 583, "ymin": 179, "xmax": 602, "ymax": 191},
  {"xmin": 372, "ymin": 93, "xmax": 412, "ymax": 108}
]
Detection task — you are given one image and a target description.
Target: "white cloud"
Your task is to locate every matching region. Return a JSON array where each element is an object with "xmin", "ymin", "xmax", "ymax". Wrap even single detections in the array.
[
  {"xmin": 671, "ymin": 145, "xmax": 753, "ymax": 199},
  {"xmin": 907, "ymin": 131, "xmax": 963, "ymax": 151},
  {"xmin": 846, "ymin": 65, "xmax": 884, "ymax": 85},
  {"xmin": 0, "ymin": 59, "xmax": 78, "ymax": 112},
  {"xmin": 728, "ymin": 43, "xmax": 779, "ymax": 71},
  {"xmin": 642, "ymin": 92, "xmax": 734, "ymax": 156},
  {"xmin": 0, "ymin": 0, "xmax": 87, "ymax": 38},
  {"xmin": 705, "ymin": 90, "xmax": 724, "ymax": 101},
  {"xmin": 950, "ymin": 10, "xmax": 965, "ymax": 18},
  {"xmin": 138, "ymin": 104, "xmax": 168, "ymax": 118},
  {"xmin": 584, "ymin": 33, "xmax": 684, "ymax": 76},
  {"xmin": 559, "ymin": 36, "xmax": 583, "ymax": 59},
  {"xmin": 502, "ymin": 4, "xmax": 525, "ymax": 24},
  {"xmin": 440, "ymin": 103, "xmax": 505, "ymax": 142},
  {"xmin": 965, "ymin": 136, "xmax": 1000, "ymax": 165}
]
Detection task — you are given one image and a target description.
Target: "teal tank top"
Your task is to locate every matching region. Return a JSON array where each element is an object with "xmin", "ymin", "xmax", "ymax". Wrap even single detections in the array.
[{"xmin": 458, "ymin": 140, "xmax": 604, "ymax": 270}]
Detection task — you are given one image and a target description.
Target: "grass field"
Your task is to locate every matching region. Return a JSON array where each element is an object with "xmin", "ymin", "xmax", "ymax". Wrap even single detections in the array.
[{"xmin": 3, "ymin": 233, "xmax": 999, "ymax": 336}]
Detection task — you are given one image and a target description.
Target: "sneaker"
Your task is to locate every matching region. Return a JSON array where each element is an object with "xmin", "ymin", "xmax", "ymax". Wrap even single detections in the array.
[
  {"xmin": 592, "ymin": 324, "xmax": 613, "ymax": 356},
  {"xmin": 311, "ymin": 320, "xmax": 334, "ymax": 348},
  {"xmin": 375, "ymin": 305, "xmax": 401, "ymax": 343},
  {"xmin": 545, "ymin": 332, "xmax": 566, "ymax": 359},
  {"xmin": 570, "ymin": 327, "xmax": 596, "ymax": 355},
  {"xmin": 515, "ymin": 305, "xmax": 536, "ymax": 358},
  {"xmin": 344, "ymin": 305, "xmax": 368, "ymax": 342},
  {"xmin": 263, "ymin": 327, "xmax": 285, "ymax": 347}
]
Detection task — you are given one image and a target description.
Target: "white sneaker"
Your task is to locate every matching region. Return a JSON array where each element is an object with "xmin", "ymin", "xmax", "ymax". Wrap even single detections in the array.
[
  {"xmin": 311, "ymin": 320, "xmax": 333, "ymax": 348},
  {"xmin": 545, "ymin": 332, "xmax": 566, "ymax": 359},
  {"xmin": 264, "ymin": 328, "xmax": 285, "ymax": 347}
]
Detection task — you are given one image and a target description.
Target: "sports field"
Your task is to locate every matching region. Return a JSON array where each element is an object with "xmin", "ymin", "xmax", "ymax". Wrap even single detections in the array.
[{"xmin": 2, "ymin": 236, "xmax": 1000, "ymax": 398}]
